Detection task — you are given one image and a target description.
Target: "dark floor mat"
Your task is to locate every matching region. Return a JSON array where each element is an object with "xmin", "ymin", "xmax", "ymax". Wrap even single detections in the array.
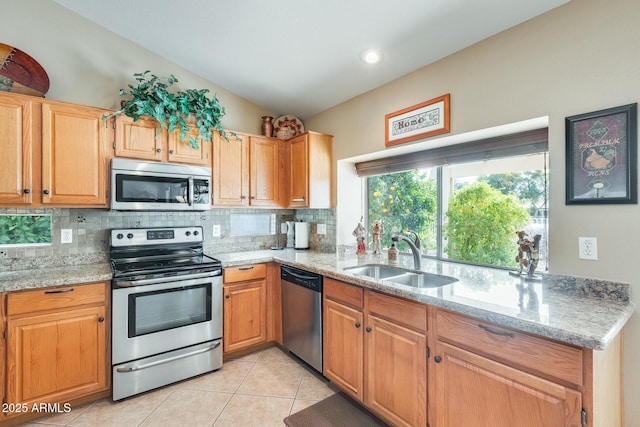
[{"xmin": 284, "ymin": 392, "xmax": 388, "ymax": 427}]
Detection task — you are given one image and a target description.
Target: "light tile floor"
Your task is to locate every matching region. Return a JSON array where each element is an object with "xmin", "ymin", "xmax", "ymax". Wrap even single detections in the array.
[{"xmin": 18, "ymin": 346, "xmax": 337, "ymax": 427}]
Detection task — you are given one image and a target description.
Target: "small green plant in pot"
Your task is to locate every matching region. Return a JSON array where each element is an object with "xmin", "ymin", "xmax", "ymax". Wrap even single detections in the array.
[{"xmin": 103, "ymin": 70, "xmax": 233, "ymax": 148}]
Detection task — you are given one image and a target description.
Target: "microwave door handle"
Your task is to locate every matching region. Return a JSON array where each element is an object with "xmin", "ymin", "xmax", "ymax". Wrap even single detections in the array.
[{"xmin": 188, "ymin": 177, "xmax": 194, "ymax": 206}]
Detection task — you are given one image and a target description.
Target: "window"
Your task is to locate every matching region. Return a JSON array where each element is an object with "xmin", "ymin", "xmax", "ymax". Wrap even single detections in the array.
[{"xmin": 361, "ymin": 129, "xmax": 548, "ymax": 271}]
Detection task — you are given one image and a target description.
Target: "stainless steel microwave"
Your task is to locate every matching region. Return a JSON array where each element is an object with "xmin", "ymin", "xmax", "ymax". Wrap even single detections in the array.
[{"xmin": 111, "ymin": 158, "xmax": 211, "ymax": 211}]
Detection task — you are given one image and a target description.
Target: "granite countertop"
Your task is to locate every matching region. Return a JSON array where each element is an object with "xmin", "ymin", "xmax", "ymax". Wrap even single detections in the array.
[
  {"xmin": 217, "ymin": 249, "xmax": 634, "ymax": 351},
  {"xmin": 1, "ymin": 250, "xmax": 634, "ymax": 351},
  {"xmin": 0, "ymin": 263, "xmax": 113, "ymax": 292}
]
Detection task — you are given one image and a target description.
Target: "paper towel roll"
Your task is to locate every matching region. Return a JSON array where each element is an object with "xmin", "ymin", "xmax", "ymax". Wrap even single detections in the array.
[{"xmin": 294, "ymin": 222, "xmax": 310, "ymax": 249}]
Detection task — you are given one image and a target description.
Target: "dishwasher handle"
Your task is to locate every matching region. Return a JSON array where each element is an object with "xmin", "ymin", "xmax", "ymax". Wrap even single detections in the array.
[{"xmin": 281, "ymin": 266, "xmax": 323, "ymax": 293}]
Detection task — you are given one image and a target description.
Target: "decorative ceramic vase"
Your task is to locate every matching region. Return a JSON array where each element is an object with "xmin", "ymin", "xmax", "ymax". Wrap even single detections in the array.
[{"xmin": 261, "ymin": 116, "xmax": 274, "ymax": 137}]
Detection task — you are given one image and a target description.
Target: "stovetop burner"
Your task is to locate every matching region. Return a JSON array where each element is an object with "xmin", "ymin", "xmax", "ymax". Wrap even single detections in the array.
[{"xmin": 109, "ymin": 226, "xmax": 222, "ymax": 280}]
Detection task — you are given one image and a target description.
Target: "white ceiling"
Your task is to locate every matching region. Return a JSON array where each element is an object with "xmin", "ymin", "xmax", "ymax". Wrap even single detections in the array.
[{"xmin": 53, "ymin": 0, "xmax": 569, "ymax": 120}]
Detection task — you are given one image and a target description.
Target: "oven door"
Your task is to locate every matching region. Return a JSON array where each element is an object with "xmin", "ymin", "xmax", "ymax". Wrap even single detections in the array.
[{"xmin": 112, "ymin": 272, "xmax": 222, "ymax": 365}]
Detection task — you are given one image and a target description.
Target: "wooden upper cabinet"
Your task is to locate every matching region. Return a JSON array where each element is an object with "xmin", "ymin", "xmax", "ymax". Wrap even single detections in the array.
[
  {"xmin": 0, "ymin": 93, "xmax": 112, "ymax": 208},
  {"xmin": 287, "ymin": 132, "xmax": 334, "ymax": 208},
  {"xmin": 0, "ymin": 94, "xmax": 34, "ymax": 205},
  {"xmin": 41, "ymin": 102, "xmax": 110, "ymax": 206},
  {"xmin": 213, "ymin": 131, "xmax": 248, "ymax": 206},
  {"xmin": 168, "ymin": 126, "xmax": 211, "ymax": 166},
  {"xmin": 213, "ymin": 133, "xmax": 281, "ymax": 207},
  {"xmin": 114, "ymin": 115, "xmax": 163, "ymax": 161},
  {"xmin": 115, "ymin": 116, "xmax": 211, "ymax": 165},
  {"xmin": 249, "ymin": 136, "xmax": 280, "ymax": 207}
]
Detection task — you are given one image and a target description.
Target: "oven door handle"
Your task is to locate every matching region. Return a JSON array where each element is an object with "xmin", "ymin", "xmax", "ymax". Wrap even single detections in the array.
[
  {"xmin": 115, "ymin": 340, "xmax": 221, "ymax": 373},
  {"xmin": 115, "ymin": 271, "xmax": 218, "ymax": 287}
]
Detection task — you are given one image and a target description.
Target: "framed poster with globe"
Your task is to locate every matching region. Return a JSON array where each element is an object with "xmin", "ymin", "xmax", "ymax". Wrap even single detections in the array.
[{"xmin": 565, "ymin": 103, "xmax": 637, "ymax": 204}]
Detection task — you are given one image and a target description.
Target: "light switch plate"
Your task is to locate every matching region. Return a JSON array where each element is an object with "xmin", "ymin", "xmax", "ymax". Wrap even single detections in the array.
[
  {"xmin": 317, "ymin": 223, "xmax": 327, "ymax": 235},
  {"xmin": 212, "ymin": 224, "xmax": 221, "ymax": 237}
]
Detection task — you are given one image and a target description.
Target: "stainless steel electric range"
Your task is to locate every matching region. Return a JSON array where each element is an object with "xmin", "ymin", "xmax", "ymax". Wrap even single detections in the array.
[{"xmin": 109, "ymin": 226, "xmax": 222, "ymax": 400}]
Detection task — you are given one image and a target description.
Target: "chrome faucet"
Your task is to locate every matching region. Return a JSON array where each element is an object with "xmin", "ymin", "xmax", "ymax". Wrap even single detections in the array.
[{"xmin": 391, "ymin": 232, "xmax": 422, "ymax": 270}]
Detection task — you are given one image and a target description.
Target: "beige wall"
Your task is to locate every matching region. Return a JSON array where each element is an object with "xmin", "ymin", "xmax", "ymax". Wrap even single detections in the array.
[
  {"xmin": 307, "ymin": 0, "xmax": 640, "ymax": 424},
  {"xmin": 0, "ymin": 0, "xmax": 273, "ymax": 134}
]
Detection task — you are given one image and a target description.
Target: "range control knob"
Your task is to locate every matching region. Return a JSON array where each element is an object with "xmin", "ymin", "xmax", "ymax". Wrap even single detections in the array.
[
  {"xmin": 193, "ymin": 230, "xmax": 199, "ymax": 236},
  {"xmin": 127, "ymin": 233, "xmax": 134, "ymax": 239},
  {"xmin": 185, "ymin": 231, "xmax": 191, "ymax": 236},
  {"xmin": 116, "ymin": 233, "xmax": 124, "ymax": 240}
]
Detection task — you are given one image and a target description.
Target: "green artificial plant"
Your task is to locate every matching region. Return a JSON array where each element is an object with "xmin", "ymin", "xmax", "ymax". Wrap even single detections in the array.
[{"xmin": 103, "ymin": 71, "xmax": 232, "ymax": 148}]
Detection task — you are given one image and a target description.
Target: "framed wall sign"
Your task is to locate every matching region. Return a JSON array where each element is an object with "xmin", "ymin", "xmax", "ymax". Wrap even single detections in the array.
[
  {"xmin": 565, "ymin": 103, "xmax": 637, "ymax": 204},
  {"xmin": 385, "ymin": 94, "xmax": 450, "ymax": 147}
]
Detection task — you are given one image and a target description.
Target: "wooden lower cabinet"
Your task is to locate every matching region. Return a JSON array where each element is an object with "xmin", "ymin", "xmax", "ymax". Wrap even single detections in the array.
[
  {"xmin": 432, "ymin": 308, "xmax": 623, "ymax": 427},
  {"xmin": 223, "ymin": 264, "xmax": 268, "ymax": 353},
  {"xmin": 3, "ymin": 282, "xmax": 109, "ymax": 423},
  {"xmin": 323, "ymin": 278, "xmax": 428, "ymax": 427},
  {"xmin": 324, "ymin": 285, "xmax": 624, "ymax": 427},
  {"xmin": 323, "ymin": 298, "xmax": 364, "ymax": 399},
  {"xmin": 434, "ymin": 341, "xmax": 582, "ymax": 427}
]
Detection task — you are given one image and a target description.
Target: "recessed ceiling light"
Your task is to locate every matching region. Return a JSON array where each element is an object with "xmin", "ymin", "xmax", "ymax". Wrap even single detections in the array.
[{"xmin": 361, "ymin": 49, "xmax": 382, "ymax": 65}]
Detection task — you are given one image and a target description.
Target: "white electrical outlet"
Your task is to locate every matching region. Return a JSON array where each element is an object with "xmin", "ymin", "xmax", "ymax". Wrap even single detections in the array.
[
  {"xmin": 317, "ymin": 223, "xmax": 327, "ymax": 235},
  {"xmin": 61, "ymin": 229, "xmax": 73, "ymax": 244},
  {"xmin": 212, "ymin": 224, "xmax": 221, "ymax": 237},
  {"xmin": 578, "ymin": 237, "xmax": 598, "ymax": 260}
]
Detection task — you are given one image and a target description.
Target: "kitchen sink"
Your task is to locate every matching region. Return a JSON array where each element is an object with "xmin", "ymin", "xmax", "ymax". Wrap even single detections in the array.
[
  {"xmin": 343, "ymin": 264, "xmax": 409, "ymax": 279},
  {"xmin": 385, "ymin": 271, "xmax": 458, "ymax": 288},
  {"xmin": 343, "ymin": 264, "xmax": 458, "ymax": 288}
]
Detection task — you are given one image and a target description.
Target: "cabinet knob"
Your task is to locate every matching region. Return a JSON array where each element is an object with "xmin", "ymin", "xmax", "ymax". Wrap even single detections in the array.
[
  {"xmin": 434, "ymin": 356, "xmax": 442, "ymax": 363},
  {"xmin": 365, "ymin": 326, "xmax": 372, "ymax": 333},
  {"xmin": 251, "ymin": 196, "xmax": 256, "ymax": 200},
  {"xmin": 23, "ymin": 189, "xmax": 30, "ymax": 194},
  {"xmin": 98, "ymin": 317, "xmax": 105, "ymax": 323},
  {"xmin": 241, "ymin": 196, "xmax": 247, "ymax": 200},
  {"xmin": 43, "ymin": 189, "xmax": 50, "ymax": 195},
  {"xmin": 156, "ymin": 148, "xmax": 162, "ymax": 153},
  {"xmin": 355, "ymin": 322, "xmax": 361, "ymax": 328},
  {"xmin": 169, "ymin": 149, "xmax": 175, "ymax": 154},
  {"xmin": 225, "ymin": 294, "xmax": 230, "ymax": 299}
]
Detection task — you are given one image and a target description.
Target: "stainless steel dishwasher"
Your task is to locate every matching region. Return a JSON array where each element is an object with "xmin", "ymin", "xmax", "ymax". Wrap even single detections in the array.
[{"xmin": 281, "ymin": 265, "xmax": 323, "ymax": 373}]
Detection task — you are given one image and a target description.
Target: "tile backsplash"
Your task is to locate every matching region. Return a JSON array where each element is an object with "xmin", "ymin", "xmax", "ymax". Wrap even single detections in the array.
[{"xmin": 0, "ymin": 207, "xmax": 336, "ymax": 270}]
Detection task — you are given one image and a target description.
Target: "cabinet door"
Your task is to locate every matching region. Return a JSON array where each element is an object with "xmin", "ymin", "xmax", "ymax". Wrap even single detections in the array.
[
  {"xmin": 168, "ymin": 125, "xmax": 211, "ymax": 166},
  {"xmin": 288, "ymin": 134, "xmax": 309, "ymax": 207},
  {"xmin": 323, "ymin": 298, "xmax": 364, "ymax": 401},
  {"xmin": 213, "ymin": 132, "xmax": 248, "ymax": 206},
  {"xmin": 223, "ymin": 280, "xmax": 267, "ymax": 353},
  {"xmin": 365, "ymin": 313, "xmax": 427, "ymax": 427},
  {"xmin": 249, "ymin": 136, "xmax": 280, "ymax": 206},
  {"xmin": 6, "ymin": 306, "xmax": 107, "ymax": 405},
  {"xmin": 434, "ymin": 341, "xmax": 582, "ymax": 427},
  {"xmin": 0, "ymin": 95, "xmax": 34, "ymax": 204},
  {"xmin": 41, "ymin": 102, "xmax": 109, "ymax": 206},
  {"xmin": 114, "ymin": 115, "xmax": 163, "ymax": 161}
]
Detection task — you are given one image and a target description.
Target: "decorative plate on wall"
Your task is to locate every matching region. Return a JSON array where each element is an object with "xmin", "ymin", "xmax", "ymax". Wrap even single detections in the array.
[
  {"xmin": 273, "ymin": 115, "xmax": 304, "ymax": 140},
  {"xmin": 0, "ymin": 43, "xmax": 50, "ymax": 97}
]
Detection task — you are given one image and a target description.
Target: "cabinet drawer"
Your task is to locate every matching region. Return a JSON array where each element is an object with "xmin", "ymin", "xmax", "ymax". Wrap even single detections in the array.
[
  {"xmin": 7, "ymin": 282, "xmax": 107, "ymax": 316},
  {"xmin": 224, "ymin": 264, "xmax": 267, "ymax": 283},
  {"xmin": 435, "ymin": 309, "xmax": 583, "ymax": 386},
  {"xmin": 324, "ymin": 278, "xmax": 363, "ymax": 309},
  {"xmin": 367, "ymin": 291, "xmax": 427, "ymax": 333}
]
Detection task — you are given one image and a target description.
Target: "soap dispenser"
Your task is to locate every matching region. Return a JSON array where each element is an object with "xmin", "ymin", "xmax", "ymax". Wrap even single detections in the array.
[{"xmin": 388, "ymin": 241, "xmax": 399, "ymax": 264}]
